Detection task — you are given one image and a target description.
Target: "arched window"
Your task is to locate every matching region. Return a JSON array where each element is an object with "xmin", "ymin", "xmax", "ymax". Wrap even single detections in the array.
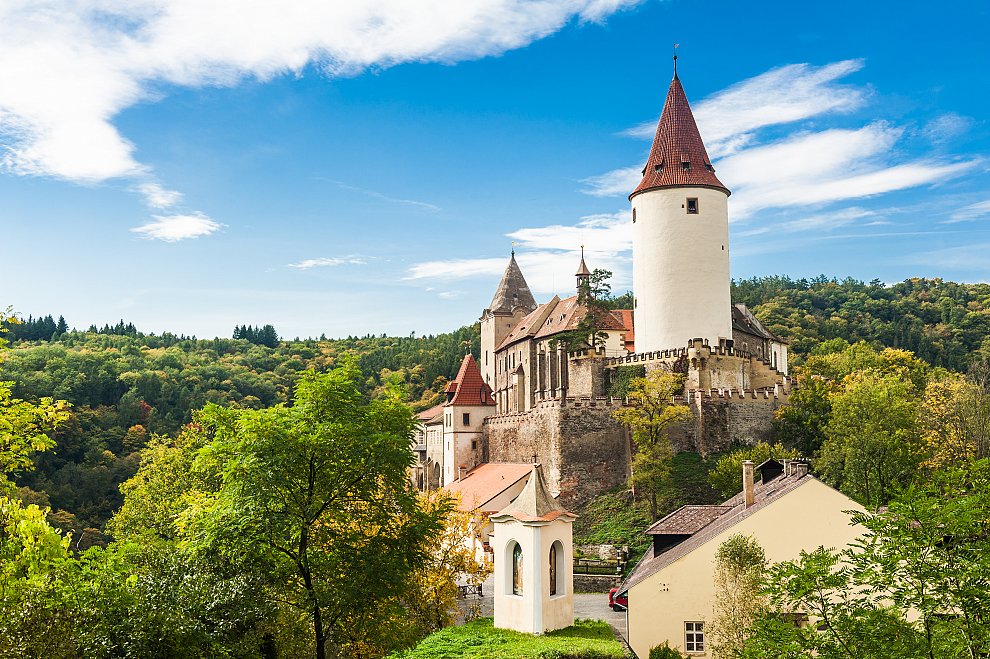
[
  {"xmin": 512, "ymin": 542, "xmax": 524, "ymax": 596},
  {"xmin": 549, "ymin": 544, "xmax": 558, "ymax": 596}
]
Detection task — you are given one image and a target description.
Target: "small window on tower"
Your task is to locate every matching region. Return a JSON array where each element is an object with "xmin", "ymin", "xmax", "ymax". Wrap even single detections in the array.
[
  {"xmin": 681, "ymin": 161, "xmax": 691, "ymax": 171},
  {"xmin": 463, "ymin": 413, "xmax": 470, "ymax": 425},
  {"xmin": 686, "ymin": 198, "xmax": 699, "ymax": 214},
  {"xmin": 632, "ymin": 208, "xmax": 636, "ymax": 224},
  {"xmin": 704, "ymin": 163, "xmax": 714, "ymax": 172}
]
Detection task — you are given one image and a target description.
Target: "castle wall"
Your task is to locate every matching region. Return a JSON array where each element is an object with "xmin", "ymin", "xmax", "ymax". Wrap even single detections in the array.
[{"xmin": 484, "ymin": 398, "xmax": 630, "ymax": 508}]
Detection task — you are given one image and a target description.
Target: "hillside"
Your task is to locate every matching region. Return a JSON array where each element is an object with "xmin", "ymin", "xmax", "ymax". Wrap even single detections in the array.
[{"xmin": 3, "ymin": 275, "xmax": 990, "ymax": 541}]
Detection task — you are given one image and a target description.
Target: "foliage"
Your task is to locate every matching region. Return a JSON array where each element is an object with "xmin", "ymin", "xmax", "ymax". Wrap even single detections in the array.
[
  {"xmin": 0, "ymin": 320, "xmax": 479, "ymax": 536},
  {"xmin": 771, "ymin": 379, "xmax": 831, "ymax": 456},
  {"xmin": 613, "ymin": 370, "xmax": 690, "ymax": 520},
  {"xmin": 187, "ymin": 360, "xmax": 445, "ymax": 659},
  {"xmin": 709, "ymin": 535, "xmax": 767, "ymax": 659},
  {"xmin": 606, "ymin": 365, "xmax": 645, "ymax": 399},
  {"xmin": 730, "ymin": 275, "xmax": 990, "ymax": 369},
  {"xmin": 388, "ymin": 618, "xmax": 626, "ymax": 658},
  {"xmin": 919, "ymin": 363, "xmax": 990, "ymax": 468},
  {"xmin": 554, "ymin": 268, "xmax": 615, "ymax": 351},
  {"xmin": 403, "ymin": 492, "xmax": 493, "ymax": 636},
  {"xmin": 648, "ymin": 643, "xmax": 685, "ymax": 659},
  {"xmin": 232, "ymin": 324, "xmax": 280, "ymax": 348},
  {"xmin": 818, "ymin": 371, "xmax": 923, "ymax": 507},
  {"xmin": 707, "ymin": 443, "xmax": 802, "ymax": 499},
  {"xmin": 741, "ymin": 459, "xmax": 990, "ymax": 658}
]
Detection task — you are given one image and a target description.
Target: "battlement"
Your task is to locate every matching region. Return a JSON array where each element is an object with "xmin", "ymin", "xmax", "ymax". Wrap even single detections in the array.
[{"xmin": 685, "ymin": 384, "xmax": 792, "ymax": 402}]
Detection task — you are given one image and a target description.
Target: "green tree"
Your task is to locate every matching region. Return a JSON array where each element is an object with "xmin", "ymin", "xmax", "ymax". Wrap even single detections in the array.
[
  {"xmin": 742, "ymin": 459, "xmax": 990, "ymax": 659},
  {"xmin": 613, "ymin": 370, "xmax": 690, "ymax": 521},
  {"xmin": 707, "ymin": 443, "xmax": 801, "ymax": 499},
  {"xmin": 189, "ymin": 361, "xmax": 446, "ymax": 659},
  {"xmin": 710, "ymin": 535, "xmax": 767, "ymax": 659},
  {"xmin": 818, "ymin": 371, "xmax": 923, "ymax": 507},
  {"xmin": 555, "ymin": 268, "xmax": 613, "ymax": 351},
  {"xmin": 772, "ymin": 378, "xmax": 831, "ymax": 456}
]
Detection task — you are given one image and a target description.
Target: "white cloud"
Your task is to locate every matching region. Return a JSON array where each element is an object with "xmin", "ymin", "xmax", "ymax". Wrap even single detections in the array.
[
  {"xmin": 131, "ymin": 212, "xmax": 222, "ymax": 241},
  {"xmin": 904, "ymin": 242, "xmax": 990, "ymax": 275},
  {"xmin": 587, "ymin": 60, "xmax": 976, "ymax": 219},
  {"xmin": 0, "ymin": 1, "xmax": 642, "ymax": 186},
  {"xmin": 136, "ymin": 182, "xmax": 183, "ymax": 209},
  {"xmin": 923, "ymin": 113, "xmax": 972, "ymax": 144},
  {"xmin": 321, "ymin": 179, "xmax": 440, "ymax": 212},
  {"xmin": 944, "ymin": 199, "xmax": 990, "ymax": 224},
  {"xmin": 622, "ymin": 60, "xmax": 866, "ymax": 157},
  {"xmin": 777, "ymin": 207, "xmax": 876, "ymax": 233},
  {"xmin": 288, "ymin": 256, "xmax": 367, "ymax": 269},
  {"xmin": 408, "ymin": 210, "xmax": 632, "ymax": 294}
]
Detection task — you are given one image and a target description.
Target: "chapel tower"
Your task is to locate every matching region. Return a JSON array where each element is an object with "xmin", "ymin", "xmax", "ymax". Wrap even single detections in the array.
[
  {"xmin": 629, "ymin": 59, "xmax": 732, "ymax": 353},
  {"xmin": 481, "ymin": 253, "xmax": 538, "ymax": 387}
]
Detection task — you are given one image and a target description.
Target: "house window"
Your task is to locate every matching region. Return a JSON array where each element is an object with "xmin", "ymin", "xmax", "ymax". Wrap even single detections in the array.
[
  {"xmin": 685, "ymin": 621, "xmax": 705, "ymax": 652},
  {"xmin": 686, "ymin": 198, "xmax": 699, "ymax": 214},
  {"xmin": 512, "ymin": 543, "xmax": 524, "ymax": 595},
  {"xmin": 462, "ymin": 413, "xmax": 470, "ymax": 425}
]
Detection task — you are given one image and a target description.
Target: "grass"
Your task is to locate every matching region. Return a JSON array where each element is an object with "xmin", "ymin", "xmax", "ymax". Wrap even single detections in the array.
[{"xmin": 389, "ymin": 618, "xmax": 628, "ymax": 659}]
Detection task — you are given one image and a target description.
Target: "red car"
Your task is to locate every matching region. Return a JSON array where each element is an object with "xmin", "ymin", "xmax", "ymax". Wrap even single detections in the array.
[{"xmin": 608, "ymin": 587, "xmax": 628, "ymax": 611}]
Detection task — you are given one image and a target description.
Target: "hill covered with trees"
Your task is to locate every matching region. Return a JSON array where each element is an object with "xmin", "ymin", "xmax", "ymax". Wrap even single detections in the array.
[{"xmin": 3, "ymin": 275, "xmax": 990, "ymax": 542}]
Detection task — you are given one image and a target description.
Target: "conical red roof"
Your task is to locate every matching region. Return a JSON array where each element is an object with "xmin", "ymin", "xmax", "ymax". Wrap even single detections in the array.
[
  {"xmin": 630, "ymin": 73, "xmax": 729, "ymax": 199},
  {"xmin": 445, "ymin": 354, "xmax": 496, "ymax": 406}
]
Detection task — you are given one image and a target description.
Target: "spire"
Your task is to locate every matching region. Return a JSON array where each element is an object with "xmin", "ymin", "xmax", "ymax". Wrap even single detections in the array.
[
  {"xmin": 575, "ymin": 245, "xmax": 591, "ymax": 292},
  {"xmin": 488, "ymin": 253, "xmax": 538, "ymax": 314},
  {"xmin": 629, "ymin": 69, "xmax": 729, "ymax": 200},
  {"xmin": 491, "ymin": 464, "xmax": 576, "ymax": 523}
]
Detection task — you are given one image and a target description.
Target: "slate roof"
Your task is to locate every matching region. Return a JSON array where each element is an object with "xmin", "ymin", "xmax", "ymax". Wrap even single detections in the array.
[
  {"xmin": 444, "ymin": 462, "xmax": 533, "ymax": 513},
  {"xmin": 619, "ymin": 471, "xmax": 813, "ymax": 594},
  {"xmin": 732, "ymin": 303, "xmax": 786, "ymax": 344},
  {"xmin": 491, "ymin": 464, "xmax": 577, "ymax": 523},
  {"xmin": 644, "ymin": 505, "xmax": 733, "ymax": 536},
  {"xmin": 487, "ymin": 254, "xmax": 538, "ymax": 315},
  {"xmin": 445, "ymin": 354, "xmax": 496, "ymax": 406},
  {"xmin": 630, "ymin": 72, "xmax": 729, "ymax": 199}
]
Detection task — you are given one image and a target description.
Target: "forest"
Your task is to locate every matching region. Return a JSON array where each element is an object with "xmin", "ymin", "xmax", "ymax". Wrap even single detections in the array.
[{"xmin": 2, "ymin": 274, "xmax": 990, "ymax": 656}]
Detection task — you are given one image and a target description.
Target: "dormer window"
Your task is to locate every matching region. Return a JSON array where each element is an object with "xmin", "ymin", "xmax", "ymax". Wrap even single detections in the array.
[
  {"xmin": 704, "ymin": 163, "xmax": 714, "ymax": 172},
  {"xmin": 653, "ymin": 161, "xmax": 664, "ymax": 173},
  {"xmin": 686, "ymin": 198, "xmax": 699, "ymax": 214},
  {"xmin": 681, "ymin": 161, "xmax": 691, "ymax": 171}
]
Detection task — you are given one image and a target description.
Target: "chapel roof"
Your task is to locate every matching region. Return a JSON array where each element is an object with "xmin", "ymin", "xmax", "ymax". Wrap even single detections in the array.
[
  {"xmin": 445, "ymin": 354, "xmax": 496, "ymax": 407},
  {"xmin": 630, "ymin": 66, "xmax": 729, "ymax": 199},
  {"xmin": 444, "ymin": 462, "xmax": 534, "ymax": 513},
  {"xmin": 732, "ymin": 303, "xmax": 786, "ymax": 344},
  {"xmin": 491, "ymin": 464, "xmax": 577, "ymax": 523},
  {"xmin": 486, "ymin": 254, "xmax": 538, "ymax": 316}
]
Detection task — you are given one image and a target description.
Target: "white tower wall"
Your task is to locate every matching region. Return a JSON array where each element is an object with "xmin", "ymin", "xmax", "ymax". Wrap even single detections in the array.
[{"xmin": 632, "ymin": 186, "xmax": 732, "ymax": 352}]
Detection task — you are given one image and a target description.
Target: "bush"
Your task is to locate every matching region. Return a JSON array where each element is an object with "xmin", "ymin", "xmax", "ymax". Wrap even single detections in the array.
[{"xmin": 648, "ymin": 642, "xmax": 685, "ymax": 659}]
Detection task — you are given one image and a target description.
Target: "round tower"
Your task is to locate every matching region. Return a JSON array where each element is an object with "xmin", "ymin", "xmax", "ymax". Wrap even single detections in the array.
[{"xmin": 630, "ymin": 60, "xmax": 732, "ymax": 353}]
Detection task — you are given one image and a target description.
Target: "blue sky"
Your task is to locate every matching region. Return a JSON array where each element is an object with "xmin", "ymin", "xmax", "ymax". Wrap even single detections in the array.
[{"xmin": 3, "ymin": 0, "xmax": 989, "ymax": 339}]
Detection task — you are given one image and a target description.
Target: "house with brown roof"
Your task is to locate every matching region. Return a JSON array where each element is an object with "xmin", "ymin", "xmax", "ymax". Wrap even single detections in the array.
[{"xmin": 620, "ymin": 460, "xmax": 865, "ymax": 658}]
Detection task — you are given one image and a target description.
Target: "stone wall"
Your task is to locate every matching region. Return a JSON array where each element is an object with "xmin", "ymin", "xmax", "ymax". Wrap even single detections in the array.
[{"xmin": 484, "ymin": 397, "xmax": 629, "ymax": 509}]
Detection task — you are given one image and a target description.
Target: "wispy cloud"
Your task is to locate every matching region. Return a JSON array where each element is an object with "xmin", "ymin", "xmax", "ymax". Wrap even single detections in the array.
[
  {"xmin": 623, "ymin": 59, "xmax": 867, "ymax": 157},
  {"xmin": 585, "ymin": 60, "xmax": 977, "ymax": 219},
  {"xmin": 943, "ymin": 200, "xmax": 990, "ymax": 224},
  {"xmin": 288, "ymin": 256, "xmax": 367, "ymax": 269},
  {"xmin": 131, "ymin": 212, "xmax": 223, "ymax": 242},
  {"xmin": 136, "ymin": 182, "xmax": 183, "ymax": 209},
  {"xmin": 320, "ymin": 179, "xmax": 441, "ymax": 212},
  {"xmin": 0, "ymin": 1, "xmax": 642, "ymax": 186},
  {"xmin": 923, "ymin": 113, "xmax": 972, "ymax": 144},
  {"xmin": 903, "ymin": 242, "xmax": 990, "ymax": 275},
  {"xmin": 777, "ymin": 207, "xmax": 877, "ymax": 233}
]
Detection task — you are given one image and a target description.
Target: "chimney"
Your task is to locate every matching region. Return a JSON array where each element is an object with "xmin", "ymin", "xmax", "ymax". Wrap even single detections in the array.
[
  {"xmin": 794, "ymin": 461, "xmax": 809, "ymax": 478},
  {"xmin": 742, "ymin": 460, "xmax": 755, "ymax": 508},
  {"xmin": 458, "ymin": 466, "xmax": 466, "ymax": 480}
]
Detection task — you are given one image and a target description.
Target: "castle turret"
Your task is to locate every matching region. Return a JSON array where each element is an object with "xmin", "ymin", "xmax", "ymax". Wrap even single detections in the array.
[
  {"xmin": 630, "ymin": 59, "xmax": 732, "ymax": 353},
  {"xmin": 481, "ymin": 253, "xmax": 538, "ymax": 386},
  {"xmin": 575, "ymin": 246, "xmax": 591, "ymax": 292}
]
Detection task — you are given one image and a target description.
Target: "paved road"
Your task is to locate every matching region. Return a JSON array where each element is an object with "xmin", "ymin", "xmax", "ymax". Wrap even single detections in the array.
[{"xmin": 456, "ymin": 577, "xmax": 628, "ymax": 641}]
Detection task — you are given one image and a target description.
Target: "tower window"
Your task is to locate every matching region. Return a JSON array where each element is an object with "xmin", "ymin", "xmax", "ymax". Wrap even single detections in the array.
[
  {"xmin": 686, "ymin": 198, "xmax": 699, "ymax": 214},
  {"xmin": 632, "ymin": 208, "xmax": 636, "ymax": 224},
  {"xmin": 681, "ymin": 161, "xmax": 691, "ymax": 171},
  {"xmin": 653, "ymin": 162, "xmax": 663, "ymax": 173},
  {"xmin": 462, "ymin": 413, "xmax": 470, "ymax": 425},
  {"xmin": 705, "ymin": 163, "xmax": 714, "ymax": 172}
]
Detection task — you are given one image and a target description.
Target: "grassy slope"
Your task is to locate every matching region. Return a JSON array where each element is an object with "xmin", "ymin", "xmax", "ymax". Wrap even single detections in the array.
[{"xmin": 390, "ymin": 618, "xmax": 627, "ymax": 659}]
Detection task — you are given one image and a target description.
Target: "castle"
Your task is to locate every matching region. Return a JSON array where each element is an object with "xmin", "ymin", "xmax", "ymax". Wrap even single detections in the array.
[{"xmin": 414, "ymin": 62, "xmax": 793, "ymax": 507}]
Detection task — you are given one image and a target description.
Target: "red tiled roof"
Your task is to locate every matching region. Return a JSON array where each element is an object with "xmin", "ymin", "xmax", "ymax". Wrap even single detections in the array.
[
  {"xmin": 445, "ymin": 354, "xmax": 496, "ymax": 406},
  {"xmin": 415, "ymin": 402, "xmax": 445, "ymax": 423},
  {"xmin": 611, "ymin": 309, "xmax": 635, "ymax": 352},
  {"xmin": 630, "ymin": 73, "xmax": 729, "ymax": 199},
  {"xmin": 445, "ymin": 462, "xmax": 533, "ymax": 512},
  {"xmin": 497, "ymin": 295, "xmax": 626, "ymax": 351}
]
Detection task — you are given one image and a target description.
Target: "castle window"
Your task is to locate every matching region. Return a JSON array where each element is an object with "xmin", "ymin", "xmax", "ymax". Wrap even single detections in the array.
[
  {"xmin": 654, "ymin": 162, "xmax": 663, "ymax": 173},
  {"xmin": 462, "ymin": 412, "xmax": 470, "ymax": 425},
  {"xmin": 471, "ymin": 439, "xmax": 477, "ymax": 450},
  {"xmin": 685, "ymin": 621, "xmax": 705, "ymax": 652},
  {"xmin": 705, "ymin": 163, "xmax": 714, "ymax": 172},
  {"xmin": 686, "ymin": 198, "xmax": 699, "ymax": 214},
  {"xmin": 681, "ymin": 161, "xmax": 691, "ymax": 171},
  {"xmin": 632, "ymin": 208, "xmax": 636, "ymax": 224}
]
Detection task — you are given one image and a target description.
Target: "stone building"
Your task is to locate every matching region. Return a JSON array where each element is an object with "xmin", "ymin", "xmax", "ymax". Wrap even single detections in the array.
[{"xmin": 435, "ymin": 62, "xmax": 793, "ymax": 510}]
